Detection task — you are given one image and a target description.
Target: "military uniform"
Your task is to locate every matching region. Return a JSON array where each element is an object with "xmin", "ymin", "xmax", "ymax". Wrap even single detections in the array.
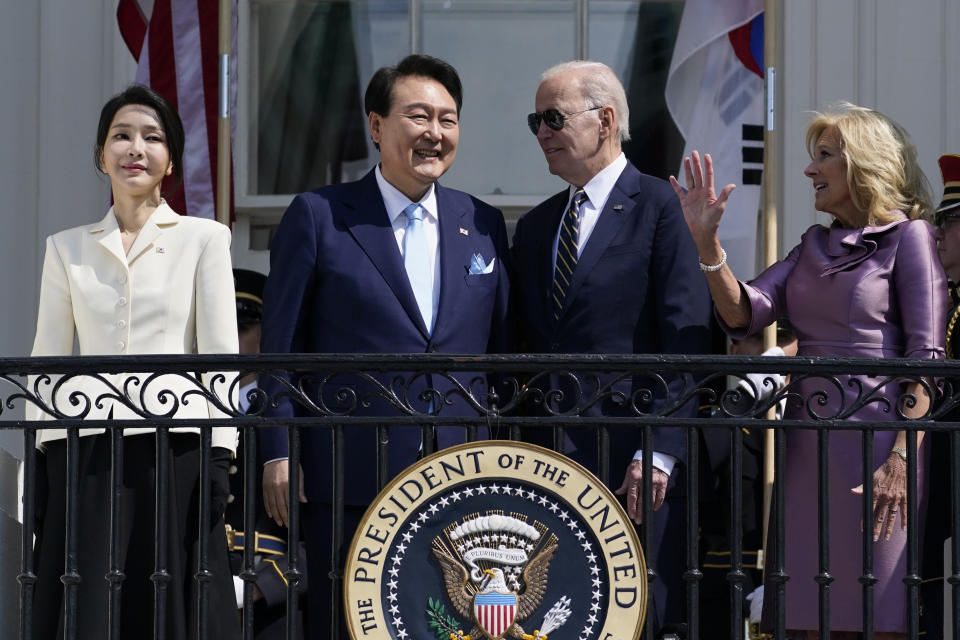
[
  {"xmin": 227, "ymin": 269, "xmax": 307, "ymax": 639},
  {"xmin": 921, "ymin": 155, "xmax": 960, "ymax": 640}
]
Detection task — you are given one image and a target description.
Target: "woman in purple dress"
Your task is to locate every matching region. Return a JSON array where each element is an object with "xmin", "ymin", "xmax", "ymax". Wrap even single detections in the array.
[{"xmin": 669, "ymin": 103, "xmax": 947, "ymax": 638}]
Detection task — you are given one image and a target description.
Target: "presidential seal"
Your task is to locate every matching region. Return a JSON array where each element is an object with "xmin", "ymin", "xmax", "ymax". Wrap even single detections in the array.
[{"xmin": 344, "ymin": 442, "xmax": 646, "ymax": 640}]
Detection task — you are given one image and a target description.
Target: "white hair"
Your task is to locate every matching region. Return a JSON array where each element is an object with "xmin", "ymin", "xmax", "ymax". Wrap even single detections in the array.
[{"xmin": 540, "ymin": 60, "xmax": 631, "ymax": 143}]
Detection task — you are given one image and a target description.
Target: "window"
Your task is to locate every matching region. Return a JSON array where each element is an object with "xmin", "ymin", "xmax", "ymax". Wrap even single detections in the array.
[{"xmin": 235, "ymin": 0, "xmax": 684, "ymax": 259}]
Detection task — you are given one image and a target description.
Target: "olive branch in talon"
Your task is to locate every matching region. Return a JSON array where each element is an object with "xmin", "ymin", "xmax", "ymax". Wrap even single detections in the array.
[
  {"xmin": 426, "ymin": 597, "xmax": 471, "ymax": 640},
  {"xmin": 522, "ymin": 595, "xmax": 573, "ymax": 639}
]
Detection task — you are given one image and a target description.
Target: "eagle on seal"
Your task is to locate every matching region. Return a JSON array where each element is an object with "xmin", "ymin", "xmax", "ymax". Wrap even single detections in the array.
[{"xmin": 432, "ymin": 542, "xmax": 558, "ymax": 640}]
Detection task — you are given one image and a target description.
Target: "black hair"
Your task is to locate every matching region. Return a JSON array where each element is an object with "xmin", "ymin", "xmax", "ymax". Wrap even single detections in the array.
[
  {"xmin": 364, "ymin": 54, "xmax": 463, "ymax": 119},
  {"xmin": 94, "ymin": 84, "xmax": 185, "ymax": 192}
]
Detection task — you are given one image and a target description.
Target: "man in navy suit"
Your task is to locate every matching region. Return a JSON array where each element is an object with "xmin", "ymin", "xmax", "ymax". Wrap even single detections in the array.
[
  {"xmin": 258, "ymin": 54, "xmax": 510, "ymax": 638},
  {"xmin": 512, "ymin": 60, "xmax": 712, "ymax": 636}
]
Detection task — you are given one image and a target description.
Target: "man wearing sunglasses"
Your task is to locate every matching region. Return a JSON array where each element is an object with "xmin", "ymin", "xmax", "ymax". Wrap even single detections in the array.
[{"xmin": 511, "ymin": 60, "xmax": 712, "ymax": 636}]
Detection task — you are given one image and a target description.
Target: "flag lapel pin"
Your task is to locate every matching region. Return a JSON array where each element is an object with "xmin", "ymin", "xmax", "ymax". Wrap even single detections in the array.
[{"xmin": 459, "ymin": 227, "xmax": 469, "ymax": 236}]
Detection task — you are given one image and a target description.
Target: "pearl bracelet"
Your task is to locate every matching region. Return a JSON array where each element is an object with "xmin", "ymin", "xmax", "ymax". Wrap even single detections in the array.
[{"xmin": 698, "ymin": 247, "xmax": 727, "ymax": 272}]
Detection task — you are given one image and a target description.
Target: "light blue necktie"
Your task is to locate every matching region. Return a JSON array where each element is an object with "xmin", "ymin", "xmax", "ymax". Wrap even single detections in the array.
[{"xmin": 403, "ymin": 203, "xmax": 433, "ymax": 334}]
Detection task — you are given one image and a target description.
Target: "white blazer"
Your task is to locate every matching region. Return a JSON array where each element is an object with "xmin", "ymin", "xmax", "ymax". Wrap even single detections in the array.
[{"xmin": 29, "ymin": 203, "xmax": 239, "ymax": 452}]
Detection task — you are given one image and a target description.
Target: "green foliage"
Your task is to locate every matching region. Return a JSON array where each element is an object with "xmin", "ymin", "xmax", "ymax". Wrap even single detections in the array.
[{"xmin": 425, "ymin": 597, "xmax": 469, "ymax": 640}]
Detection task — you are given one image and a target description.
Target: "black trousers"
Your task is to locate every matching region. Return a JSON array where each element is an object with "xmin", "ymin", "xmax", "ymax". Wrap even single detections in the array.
[
  {"xmin": 300, "ymin": 501, "xmax": 364, "ymax": 640},
  {"xmin": 32, "ymin": 433, "xmax": 240, "ymax": 640}
]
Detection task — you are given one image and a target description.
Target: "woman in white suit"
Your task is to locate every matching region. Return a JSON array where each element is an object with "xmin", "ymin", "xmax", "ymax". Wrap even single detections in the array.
[{"xmin": 29, "ymin": 85, "xmax": 240, "ymax": 639}]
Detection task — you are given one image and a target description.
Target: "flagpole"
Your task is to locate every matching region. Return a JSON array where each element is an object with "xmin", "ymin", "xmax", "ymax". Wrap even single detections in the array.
[
  {"xmin": 216, "ymin": 0, "xmax": 232, "ymax": 227},
  {"xmin": 760, "ymin": 0, "xmax": 779, "ymax": 572}
]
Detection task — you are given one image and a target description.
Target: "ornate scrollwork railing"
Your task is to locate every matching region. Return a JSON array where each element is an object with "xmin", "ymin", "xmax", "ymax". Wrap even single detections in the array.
[
  {"xmin": 5, "ymin": 353, "xmax": 960, "ymax": 429},
  {"xmin": 8, "ymin": 353, "xmax": 960, "ymax": 640}
]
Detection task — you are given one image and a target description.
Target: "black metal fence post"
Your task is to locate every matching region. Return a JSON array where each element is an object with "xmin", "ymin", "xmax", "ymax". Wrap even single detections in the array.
[
  {"xmin": 286, "ymin": 426, "xmax": 304, "ymax": 640},
  {"xmin": 728, "ymin": 423, "xmax": 745, "ymax": 639},
  {"xmin": 817, "ymin": 427, "xmax": 832, "ymax": 638},
  {"xmin": 241, "ymin": 422, "xmax": 257, "ymax": 640},
  {"xmin": 62, "ymin": 428, "xmax": 80, "ymax": 640},
  {"xmin": 906, "ymin": 429, "xmax": 920, "ymax": 640},
  {"xmin": 951, "ymin": 429, "xmax": 960, "ymax": 640},
  {"xmin": 18, "ymin": 427, "xmax": 37, "ymax": 640},
  {"xmin": 773, "ymin": 425, "xmax": 788, "ymax": 640},
  {"xmin": 107, "ymin": 426, "xmax": 125, "ymax": 640},
  {"xmin": 642, "ymin": 423, "xmax": 656, "ymax": 640},
  {"xmin": 685, "ymin": 425, "xmax": 701, "ymax": 640},
  {"xmin": 196, "ymin": 424, "xmax": 213, "ymax": 640},
  {"xmin": 152, "ymin": 425, "xmax": 171, "ymax": 639},
  {"xmin": 860, "ymin": 428, "xmax": 876, "ymax": 640}
]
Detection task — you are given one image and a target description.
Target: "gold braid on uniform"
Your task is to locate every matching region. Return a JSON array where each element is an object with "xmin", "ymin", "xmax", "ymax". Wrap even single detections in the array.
[{"xmin": 947, "ymin": 282, "xmax": 960, "ymax": 359}]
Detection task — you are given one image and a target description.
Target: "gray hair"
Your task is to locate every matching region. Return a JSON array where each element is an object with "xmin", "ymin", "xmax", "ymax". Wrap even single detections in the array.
[{"xmin": 540, "ymin": 60, "xmax": 631, "ymax": 143}]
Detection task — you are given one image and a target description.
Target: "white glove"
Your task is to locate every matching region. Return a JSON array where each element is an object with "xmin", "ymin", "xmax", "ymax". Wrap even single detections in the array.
[
  {"xmin": 745, "ymin": 585, "xmax": 764, "ymax": 623},
  {"xmin": 233, "ymin": 575, "xmax": 244, "ymax": 609}
]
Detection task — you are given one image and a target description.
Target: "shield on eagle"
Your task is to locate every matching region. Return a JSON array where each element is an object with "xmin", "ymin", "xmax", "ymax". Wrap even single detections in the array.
[{"xmin": 473, "ymin": 591, "xmax": 518, "ymax": 639}]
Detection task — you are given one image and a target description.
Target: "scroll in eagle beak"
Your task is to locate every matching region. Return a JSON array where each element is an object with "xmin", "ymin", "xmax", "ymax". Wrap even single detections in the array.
[{"xmin": 481, "ymin": 568, "xmax": 495, "ymax": 587}]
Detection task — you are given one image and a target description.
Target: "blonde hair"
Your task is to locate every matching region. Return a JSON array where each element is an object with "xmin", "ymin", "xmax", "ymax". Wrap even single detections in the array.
[
  {"xmin": 805, "ymin": 102, "xmax": 933, "ymax": 225},
  {"xmin": 540, "ymin": 60, "xmax": 631, "ymax": 143}
]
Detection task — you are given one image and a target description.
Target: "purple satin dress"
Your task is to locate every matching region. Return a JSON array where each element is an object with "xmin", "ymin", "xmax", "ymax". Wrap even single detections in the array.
[{"xmin": 725, "ymin": 214, "xmax": 947, "ymax": 632}]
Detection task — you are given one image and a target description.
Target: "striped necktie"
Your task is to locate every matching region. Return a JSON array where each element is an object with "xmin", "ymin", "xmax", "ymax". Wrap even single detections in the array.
[{"xmin": 552, "ymin": 188, "xmax": 589, "ymax": 320}]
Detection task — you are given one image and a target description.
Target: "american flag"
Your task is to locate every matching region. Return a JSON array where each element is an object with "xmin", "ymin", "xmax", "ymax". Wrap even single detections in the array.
[{"xmin": 116, "ymin": 0, "xmax": 236, "ymax": 221}]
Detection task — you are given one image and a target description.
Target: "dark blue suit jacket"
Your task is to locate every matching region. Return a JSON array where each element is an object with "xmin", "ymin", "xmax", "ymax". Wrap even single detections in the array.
[
  {"xmin": 260, "ymin": 169, "xmax": 511, "ymax": 504},
  {"xmin": 511, "ymin": 160, "xmax": 711, "ymax": 482}
]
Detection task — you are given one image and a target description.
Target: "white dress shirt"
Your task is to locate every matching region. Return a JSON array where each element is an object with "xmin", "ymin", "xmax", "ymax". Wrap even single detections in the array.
[
  {"xmin": 551, "ymin": 152, "xmax": 628, "ymax": 268},
  {"xmin": 376, "ymin": 164, "xmax": 441, "ymax": 322}
]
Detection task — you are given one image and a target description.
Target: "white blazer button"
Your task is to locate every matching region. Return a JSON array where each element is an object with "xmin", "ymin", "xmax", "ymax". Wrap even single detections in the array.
[
  {"xmin": 118, "ymin": 297, "xmax": 127, "ymax": 306},
  {"xmin": 117, "ymin": 320, "xmax": 126, "ymax": 329},
  {"xmin": 119, "ymin": 275, "xmax": 127, "ymax": 284},
  {"xmin": 117, "ymin": 341, "xmax": 125, "ymax": 351}
]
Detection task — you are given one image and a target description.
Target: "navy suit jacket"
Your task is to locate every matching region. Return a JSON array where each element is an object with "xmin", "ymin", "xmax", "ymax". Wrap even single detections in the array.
[
  {"xmin": 260, "ymin": 169, "xmax": 511, "ymax": 504},
  {"xmin": 511, "ymin": 160, "xmax": 711, "ymax": 483}
]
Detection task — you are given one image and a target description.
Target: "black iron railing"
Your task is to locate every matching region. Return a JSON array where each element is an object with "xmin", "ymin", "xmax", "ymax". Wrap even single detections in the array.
[{"xmin": 6, "ymin": 354, "xmax": 960, "ymax": 640}]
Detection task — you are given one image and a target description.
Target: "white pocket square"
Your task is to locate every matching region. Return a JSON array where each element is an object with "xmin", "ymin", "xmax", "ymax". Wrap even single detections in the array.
[{"xmin": 468, "ymin": 253, "xmax": 495, "ymax": 275}]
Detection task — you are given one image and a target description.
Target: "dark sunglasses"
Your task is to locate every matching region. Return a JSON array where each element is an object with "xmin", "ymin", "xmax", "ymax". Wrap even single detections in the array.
[
  {"xmin": 526, "ymin": 106, "xmax": 603, "ymax": 135},
  {"xmin": 935, "ymin": 209, "xmax": 960, "ymax": 228}
]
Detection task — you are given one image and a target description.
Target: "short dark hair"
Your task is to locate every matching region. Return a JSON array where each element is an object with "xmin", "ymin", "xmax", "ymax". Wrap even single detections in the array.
[
  {"xmin": 364, "ymin": 54, "xmax": 463, "ymax": 118},
  {"xmin": 94, "ymin": 84, "xmax": 185, "ymax": 192}
]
